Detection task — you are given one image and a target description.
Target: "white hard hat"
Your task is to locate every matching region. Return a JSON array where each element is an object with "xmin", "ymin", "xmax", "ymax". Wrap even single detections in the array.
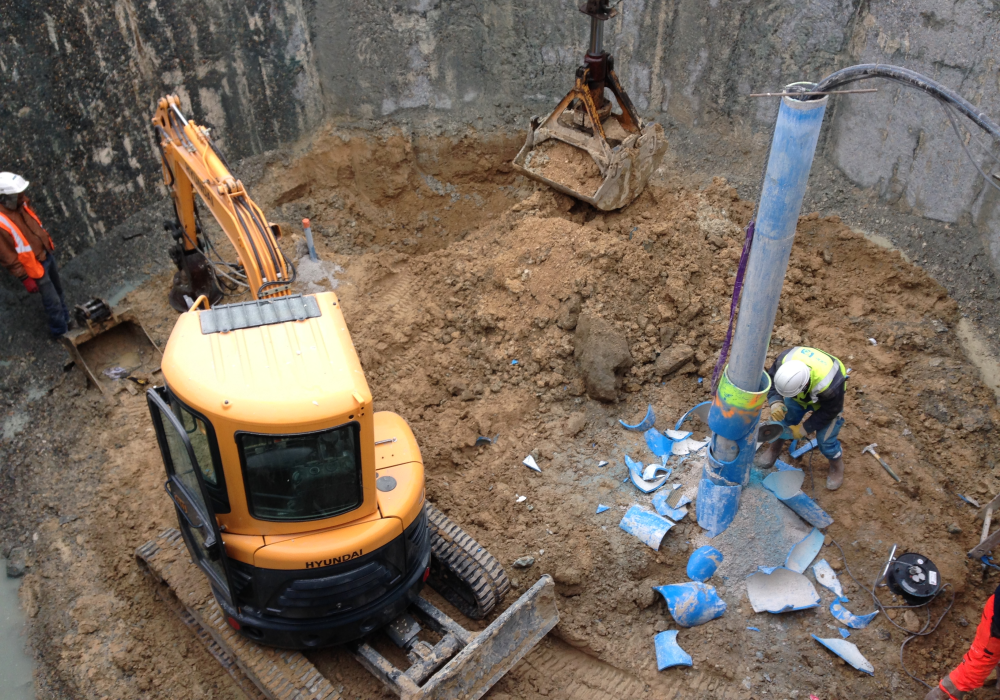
[
  {"xmin": 774, "ymin": 360, "xmax": 811, "ymax": 397},
  {"xmin": 0, "ymin": 173, "xmax": 29, "ymax": 195}
]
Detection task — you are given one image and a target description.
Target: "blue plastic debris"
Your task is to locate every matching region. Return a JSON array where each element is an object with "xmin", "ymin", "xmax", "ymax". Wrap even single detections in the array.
[
  {"xmin": 652, "ymin": 488, "xmax": 691, "ymax": 521},
  {"xmin": 625, "ymin": 455, "xmax": 670, "ymax": 494},
  {"xmin": 790, "ymin": 438, "xmax": 818, "ymax": 459},
  {"xmin": 474, "ymin": 433, "xmax": 500, "ymax": 447},
  {"xmin": 959, "ymin": 494, "xmax": 981, "ymax": 508},
  {"xmin": 642, "ymin": 463, "xmax": 672, "ymax": 481},
  {"xmin": 746, "ymin": 567, "xmax": 821, "ymax": 613},
  {"xmin": 597, "ymin": 460, "xmax": 608, "ymax": 468},
  {"xmin": 812, "ymin": 559, "xmax": 845, "ymax": 599},
  {"xmin": 811, "ymin": 635, "xmax": 874, "ymax": 675},
  {"xmin": 523, "ymin": 455, "xmax": 541, "ymax": 472},
  {"xmin": 687, "ymin": 546, "xmax": 723, "ymax": 582},
  {"xmin": 839, "ymin": 628, "xmax": 851, "ymax": 638},
  {"xmin": 654, "ymin": 582, "xmax": 727, "ymax": 627},
  {"xmin": 785, "ymin": 528, "xmax": 824, "ymax": 574},
  {"xmin": 698, "ymin": 377, "xmax": 703, "ymax": 384},
  {"xmin": 747, "ymin": 626, "xmax": 760, "ymax": 632},
  {"xmin": 511, "ymin": 359, "xmax": 519, "ymax": 365},
  {"xmin": 596, "ymin": 504, "xmax": 611, "ymax": 514},
  {"xmin": 620, "ymin": 405, "xmax": 656, "ymax": 432},
  {"xmin": 675, "ymin": 401, "xmax": 711, "ymax": 431},
  {"xmin": 644, "ymin": 427, "xmax": 674, "ymax": 458},
  {"xmin": 619, "ymin": 506, "xmax": 674, "ymax": 550},
  {"xmin": 762, "ymin": 467, "xmax": 834, "ymax": 529},
  {"xmin": 830, "ymin": 600, "xmax": 879, "ymax": 629},
  {"xmin": 695, "ymin": 475, "xmax": 741, "ymax": 538},
  {"xmin": 654, "ymin": 631, "xmax": 693, "ymax": 670}
]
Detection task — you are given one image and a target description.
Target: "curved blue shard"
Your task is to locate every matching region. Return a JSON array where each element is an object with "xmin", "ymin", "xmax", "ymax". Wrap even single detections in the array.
[
  {"xmin": 652, "ymin": 488, "xmax": 691, "ymax": 521},
  {"xmin": 830, "ymin": 601, "xmax": 879, "ymax": 629},
  {"xmin": 812, "ymin": 635, "xmax": 874, "ymax": 675},
  {"xmin": 619, "ymin": 505, "xmax": 673, "ymax": 550},
  {"xmin": 675, "ymin": 401, "xmax": 711, "ymax": 431},
  {"xmin": 654, "ymin": 582, "xmax": 727, "ymax": 627},
  {"xmin": 746, "ymin": 567, "xmax": 820, "ymax": 613},
  {"xmin": 654, "ymin": 630, "xmax": 693, "ymax": 670},
  {"xmin": 596, "ymin": 504, "xmax": 610, "ymax": 514},
  {"xmin": 695, "ymin": 472, "xmax": 741, "ymax": 538},
  {"xmin": 644, "ymin": 427, "xmax": 674, "ymax": 458},
  {"xmin": 784, "ymin": 528, "xmax": 824, "ymax": 574},
  {"xmin": 625, "ymin": 455, "xmax": 669, "ymax": 494},
  {"xmin": 687, "ymin": 546, "xmax": 723, "ymax": 582},
  {"xmin": 620, "ymin": 404, "xmax": 656, "ymax": 431}
]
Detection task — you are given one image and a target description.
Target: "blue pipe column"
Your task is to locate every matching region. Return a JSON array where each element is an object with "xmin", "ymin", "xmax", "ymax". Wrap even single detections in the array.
[{"xmin": 696, "ymin": 93, "xmax": 828, "ymax": 537}]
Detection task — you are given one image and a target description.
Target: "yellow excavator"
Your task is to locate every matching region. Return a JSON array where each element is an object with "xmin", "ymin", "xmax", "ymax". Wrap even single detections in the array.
[{"xmin": 137, "ymin": 96, "xmax": 557, "ymax": 700}]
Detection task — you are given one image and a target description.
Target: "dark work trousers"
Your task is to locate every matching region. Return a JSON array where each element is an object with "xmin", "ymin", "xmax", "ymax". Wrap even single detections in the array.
[{"xmin": 37, "ymin": 254, "xmax": 69, "ymax": 336}]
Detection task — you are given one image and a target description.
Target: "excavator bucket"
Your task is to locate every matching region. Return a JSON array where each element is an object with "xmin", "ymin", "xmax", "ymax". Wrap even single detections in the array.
[
  {"xmin": 512, "ymin": 1, "xmax": 667, "ymax": 210},
  {"xmin": 61, "ymin": 298, "xmax": 163, "ymax": 397}
]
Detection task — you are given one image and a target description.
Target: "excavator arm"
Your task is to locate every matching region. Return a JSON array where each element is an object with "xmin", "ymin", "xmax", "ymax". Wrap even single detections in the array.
[{"xmin": 153, "ymin": 95, "xmax": 291, "ymax": 309}]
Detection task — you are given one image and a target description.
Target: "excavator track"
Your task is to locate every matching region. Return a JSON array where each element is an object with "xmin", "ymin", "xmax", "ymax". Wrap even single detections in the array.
[
  {"xmin": 136, "ymin": 529, "xmax": 341, "ymax": 700},
  {"xmin": 425, "ymin": 503, "xmax": 510, "ymax": 620}
]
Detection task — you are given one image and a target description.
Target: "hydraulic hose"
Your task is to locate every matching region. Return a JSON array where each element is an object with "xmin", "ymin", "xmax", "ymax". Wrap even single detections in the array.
[{"xmin": 805, "ymin": 64, "xmax": 1000, "ymax": 142}]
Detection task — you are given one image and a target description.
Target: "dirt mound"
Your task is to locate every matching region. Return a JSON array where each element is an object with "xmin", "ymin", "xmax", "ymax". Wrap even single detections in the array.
[{"xmin": 5, "ymin": 131, "xmax": 1000, "ymax": 699}]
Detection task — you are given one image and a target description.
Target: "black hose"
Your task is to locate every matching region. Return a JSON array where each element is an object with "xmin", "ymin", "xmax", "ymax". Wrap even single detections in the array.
[{"xmin": 807, "ymin": 64, "xmax": 1000, "ymax": 142}]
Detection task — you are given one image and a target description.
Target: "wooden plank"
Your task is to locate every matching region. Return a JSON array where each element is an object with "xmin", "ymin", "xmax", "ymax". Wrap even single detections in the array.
[{"xmin": 969, "ymin": 524, "xmax": 1000, "ymax": 559}]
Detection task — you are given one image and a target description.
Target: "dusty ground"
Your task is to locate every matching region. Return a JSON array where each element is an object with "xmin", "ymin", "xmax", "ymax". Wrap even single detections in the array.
[{"xmin": 3, "ymin": 129, "xmax": 1000, "ymax": 699}]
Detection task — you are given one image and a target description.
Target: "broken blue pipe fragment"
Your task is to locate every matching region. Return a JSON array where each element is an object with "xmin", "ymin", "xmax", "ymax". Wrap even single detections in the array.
[
  {"xmin": 762, "ymin": 464, "xmax": 834, "ymax": 529},
  {"xmin": 619, "ymin": 505, "xmax": 674, "ymax": 550},
  {"xmin": 812, "ymin": 559, "xmax": 845, "ymax": 599},
  {"xmin": 596, "ymin": 504, "xmax": 611, "ymax": 514},
  {"xmin": 790, "ymin": 438, "xmax": 818, "ymax": 459},
  {"xmin": 695, "ymin": 470, "xmax": 741, "ymax": 538},
  {"xmin": 839, "ymin": 628, "xmax": 851, "ymax": 638},
  {"xmin": 474, "ymin": 433, "xmax": 500, "ymax": 447},
  {"xmin": 654, "ymin": 582, "xmax": 727, "ymax": 627},
  {"xmin": 652, "ymin": 488, "xmax": 691, "ymax": 521},
  {"xmin": 811, "ymin": 635, "xmax": 874, "ymax": 675},
  {"xmin": 687, "ymin": 546, "xmax": 723, "ymax": 582},
  {"xmin": 654, "ymin": 631, "xmax": 692, "ymax": 670},
  {"xmin": 675, "ymin": 401, "xmax": 711, "ymax": 431},
  {"xmin": 644, "ymin": 427, "xmax": 674, "ymax": 458},
  {"xmin": 745, "ymin": 567, "xmax": 820, "ymax": 613},
  {"xmin": 784, "ymin": 527, "xmax": 824, "ymax": 574},
  {"xmin": 625, "ymin": 455, "xmax": 670, "ymax": 494},
  {"xmin": 511, "ymin": 359, "xmax": 518, "ymax": 365},
  {"xmin": 747, "ymin": 627, "xmax": 760, "ymax": 632},
  {"xmin": 830, "ymin": 600, "xmax": 879, "ymax": 629},
  {"xmin": 620, "ymin": 404, "xmax": 656, "ymax": 432}
]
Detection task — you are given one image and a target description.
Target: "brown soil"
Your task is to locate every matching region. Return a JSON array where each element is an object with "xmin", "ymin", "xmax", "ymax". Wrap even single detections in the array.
[
  {"xmin": 524, "ymin": 139, "xmax": 604, "ymax": 197},
  {"xmin": 5, "ymin": 129, "xmax": 1000, "ymax": 699}
]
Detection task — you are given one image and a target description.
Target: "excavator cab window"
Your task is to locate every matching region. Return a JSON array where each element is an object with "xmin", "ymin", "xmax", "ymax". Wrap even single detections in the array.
[
  {"xmin": 167, "ymin": 392, "xmax": 230, "ymax": 514},
  {"xmin": 237, "ymin": 422, "xmax": 362, "ymax": 522}
]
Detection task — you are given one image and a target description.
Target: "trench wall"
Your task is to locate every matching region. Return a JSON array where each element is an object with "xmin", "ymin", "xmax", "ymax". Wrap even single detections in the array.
[{"xmin": 1, "ymin": 0, "xmax": 998, "ymax": 280}]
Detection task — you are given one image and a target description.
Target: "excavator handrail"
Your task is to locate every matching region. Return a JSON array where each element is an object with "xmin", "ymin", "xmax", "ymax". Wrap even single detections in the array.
[{"xmin": 153, "ymin": 95, "xmax": 291, "ymax": 300}]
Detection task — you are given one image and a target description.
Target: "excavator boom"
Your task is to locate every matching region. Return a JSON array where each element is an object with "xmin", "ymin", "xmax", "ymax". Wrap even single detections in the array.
[{"xmin": 153, "ymin": 95, "xmax": 291, "ymax": 309}]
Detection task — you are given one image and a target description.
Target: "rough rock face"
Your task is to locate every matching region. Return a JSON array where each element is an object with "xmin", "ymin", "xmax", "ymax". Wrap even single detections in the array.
[
  {"xmin": 654, "ymin": 344, "xmax": 695, "ymax": 378},
  {"xmin": 574, "ymin": 313, "xmax": 634, "ymax": 402}
]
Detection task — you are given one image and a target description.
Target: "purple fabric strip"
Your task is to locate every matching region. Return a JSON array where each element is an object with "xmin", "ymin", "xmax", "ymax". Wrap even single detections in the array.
[{"xmin": 711, "ymin": 218, "xmax": 756, "ymax": 391}]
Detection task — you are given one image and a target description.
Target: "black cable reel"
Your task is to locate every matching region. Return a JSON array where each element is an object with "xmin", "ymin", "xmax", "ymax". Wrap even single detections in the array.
[{"xmin": 885, "ymin": 552, "xmax": 943, "ymax": 604}]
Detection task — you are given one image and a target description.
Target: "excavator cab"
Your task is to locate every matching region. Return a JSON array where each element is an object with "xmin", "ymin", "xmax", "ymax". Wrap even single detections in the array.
[{"xmin": 147, "ymin": 292, "xmax": 435, "ymax": 647}]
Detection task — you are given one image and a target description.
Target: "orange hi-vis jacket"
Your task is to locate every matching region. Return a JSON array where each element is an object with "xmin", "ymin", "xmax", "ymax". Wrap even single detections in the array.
[{"xmin": 0, "ymin": 200, "xmax": 53, "ymax": 280}]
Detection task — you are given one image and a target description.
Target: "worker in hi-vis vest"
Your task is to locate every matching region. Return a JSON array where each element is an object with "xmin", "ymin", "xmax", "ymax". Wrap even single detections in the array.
[
  {"xmin": 755, "ymin": 346, "xmax": 848, "ymax": 490},
  {"xmin": 0, "ymin": 172, "xmax": 70, "ymax": 337}
]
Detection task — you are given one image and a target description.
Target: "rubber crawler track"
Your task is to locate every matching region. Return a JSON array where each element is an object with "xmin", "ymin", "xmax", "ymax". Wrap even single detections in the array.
[{"xmin": 425, "ymin": 502, "xmax": 510, "ymax": 620}]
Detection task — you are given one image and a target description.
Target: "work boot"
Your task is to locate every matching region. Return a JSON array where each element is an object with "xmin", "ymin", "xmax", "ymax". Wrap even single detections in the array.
[
  {"xmin": 826, "ymin": 455, "xmax": 845, "ymax": 491},
  {"xmin": 753, "ymin": 439, "xmax": 786, "ymax": 469}
]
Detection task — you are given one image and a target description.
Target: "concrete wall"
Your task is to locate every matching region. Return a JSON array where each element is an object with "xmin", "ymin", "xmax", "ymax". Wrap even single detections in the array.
[
  {"xmin": 1, "ymin": 0, "xmax": 998, "ymax": 273},
  {"xmin": 0, "ymin": 0, "xmax": 321, "ymax": 259}
]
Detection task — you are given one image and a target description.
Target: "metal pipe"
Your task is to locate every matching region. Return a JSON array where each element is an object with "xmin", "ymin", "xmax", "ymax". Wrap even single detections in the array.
[
  {"xmin": 302, "ymin": 218, "xmax": 318, "ymax": 262},
  {"xmin": 727, "ymin": 94, "xmax": 827, "ymax": 391},
  {"xmin": 589, "ymin": 17, "xmax": 604, "ymax": 55}
]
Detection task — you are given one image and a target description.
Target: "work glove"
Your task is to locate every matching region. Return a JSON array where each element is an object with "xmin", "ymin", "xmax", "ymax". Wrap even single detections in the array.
[
  {"xmin": 769, "ymin": 402, "xmax": 787, "ymax": 422},
  {"xmin": 21, "ymin": 277, "xmax": 38, "ymax": 294},
  {"xmin": 789, "ymin": 423, "xmax": 808, "ymax": 441}
]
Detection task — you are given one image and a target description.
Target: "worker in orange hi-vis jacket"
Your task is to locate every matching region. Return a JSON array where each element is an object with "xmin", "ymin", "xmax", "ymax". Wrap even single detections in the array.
[
  {"xmin": 0, "ymin": 172, "xmax": 71, "ymax": 337},
  {"xmin": 926, "ymin": 585, "xmax": 1000, "ymax": 699}
]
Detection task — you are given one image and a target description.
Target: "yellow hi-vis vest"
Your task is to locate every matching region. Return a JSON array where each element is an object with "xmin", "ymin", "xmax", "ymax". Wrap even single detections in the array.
[
  {"xmin": 0, "ymin": 211, "xmax": 43, "ymax": 279},
  {"xmin": 782, "ymin": 346, "xmax": 847, "ymax": 410}
]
